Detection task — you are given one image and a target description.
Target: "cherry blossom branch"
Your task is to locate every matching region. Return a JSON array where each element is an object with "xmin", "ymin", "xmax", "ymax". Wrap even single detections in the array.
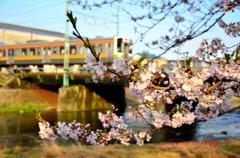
[
  {"xmin": 219, "ymin": 105, "xmax": 240, "ymax": 116},
  {"xmin": 125, "ymin": 0, "xmax": 181, "ymax": 44},
  {"xmin": 34, "ymin": 110, "xmax": 49, "ymax": 127},
  {"xmin": 110, "ymin": 127, "xmax": 163, "ymax": 138},
  {"xmin": 208, "ymin": 81, "xmax": 223, "ymax": 91},
  {"xmin": 150, "ymin": 84, "xmax": 170, "ymax": 91},
  {"xmin": 67, "ymin": 11, "xmax": 129, "ymax": 80},
  {"xmin": 152, "ymin": 12, "xmax": 226, "ymax": 60},
  {"xmin": 107, "ymin": 68, "xmax": 128, "ymax": 79},
  {"xmin": 208, "ymin": 79, "xmax": 239, "ymax": 91},
  {"xmin": 35, "ymin": 3, "xmax": 240, "ymax": 146},
  {"xmin": 111, "ymin": 104, "xmax": 240, "ymax": 138}
]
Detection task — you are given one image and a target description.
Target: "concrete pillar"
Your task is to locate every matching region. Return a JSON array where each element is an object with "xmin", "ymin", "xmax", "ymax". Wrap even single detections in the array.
[{"xmin": 58, "ymin": 85, "xmax": 111, "ymax": 111}]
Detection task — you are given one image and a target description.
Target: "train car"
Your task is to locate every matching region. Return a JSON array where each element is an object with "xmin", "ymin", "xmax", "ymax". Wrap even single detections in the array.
[{"xmin": 0, "ymin": 36, "xmax": 132, "ymax": 67}]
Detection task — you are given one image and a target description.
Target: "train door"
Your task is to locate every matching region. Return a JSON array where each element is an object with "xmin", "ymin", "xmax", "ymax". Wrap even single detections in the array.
[
  {"xmin": 42, "ymin": 47, "xmax": 51, "ymax": 63},
  {"xmin": 7, "ymin": 49, "xmax": 14, "ymax": 64},
  {"xmin": 106, "ymin": 42, "xmax": 113, "ymax": 64},
  {"xmin": 117, "ymin": 37, "xmax": 132, "ymax": 59}
]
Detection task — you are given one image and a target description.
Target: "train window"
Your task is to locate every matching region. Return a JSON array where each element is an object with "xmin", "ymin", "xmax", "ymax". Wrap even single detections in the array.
[
  {"xmin": 43, "ymin": 47, "xmax": 51, "ymax": 55},
  {"xmin": 53, "ymin": 47, "xmax": 57, "ymax": 55},
  {"xmin": 9, "ymin": 49, "xmax": 14, "ymax": 57},
  {"xmin": 29, "ymin": 51, "xmax": 33, "ymax": 56},
  {"xmin": 43, "ymin": 48, "xmax": 46, "ymax": 55},
  {"xmin": 30, "ymin": 48, "xmax": 35, "ymax": 56},
  {"xmin": 79, "ymin": 46, "xmax": 84, "ymax": 54},
  {"xmin": 87, "ymin": 48, "xmax": 91, "ymax": 54},
  {"xmin": 108, "ymin": 43, "xmax": 112, "ymax": 52},
  {"xmin": 0, "ymin": 50, "xmax": 6, "ymax": 56},
  {"xmin": 60, "ymin": 47, "xmax": 65, "ymax": 54},
  {"xmin": 47, "ymin": 48, "xmax": 51, "ymax": 55},
  {"xmin": 2, "ymin": 50, "xmax": 6, "ymax": 57},
  {"xmin": 70, "ymin": 46, "xmax": 76, "ymax": 54},
  {"xmin": 99, "ymin": 44, "xmax": 103, "ymax": 53},
  {"xmin": 124, "ymin": 43, "xmax": 128, "ymax": 53},
  {"xmin": 37, "ymin": 48, "xmax": 41, "ymax": 55},
  {"xmin": 21, "ymin": 49, "xmax": 26, "ymax": 56},
  {"xmin": 117, "ymin": 38, "xmax": 123, "ymax": 52},
  {"xmin": 15, "ymin": 49, "xmax": 21, "ymax": 56},
  {"xmin": 0, "ymin": 50, "xmax": 6, "ymax": 57},
  {"xmin": 0, "ymin": 50, "xmax": 4, "ymax": 57},
  {"xmin": 129, "ymin": 40, "xmax": 133, "ymax": 54}
]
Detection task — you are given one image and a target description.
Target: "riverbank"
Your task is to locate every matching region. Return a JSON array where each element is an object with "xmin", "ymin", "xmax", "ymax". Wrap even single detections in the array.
[
  {"xmin": 0, "ymin": 140, "xmax": 240, "ymax": 158},
  {"xmin": 0, "ymin": 88, "xmax": 58, "ymax": 112}
]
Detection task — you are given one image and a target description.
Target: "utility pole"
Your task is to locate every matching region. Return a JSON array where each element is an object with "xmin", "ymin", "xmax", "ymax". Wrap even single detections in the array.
[
  {"xmin": 116, "ymin": 5, "xmax": 119, "ymax": 36},
  {"xmin": 63, "ymin": 0, "xmax": 69, "ymax": 87}
]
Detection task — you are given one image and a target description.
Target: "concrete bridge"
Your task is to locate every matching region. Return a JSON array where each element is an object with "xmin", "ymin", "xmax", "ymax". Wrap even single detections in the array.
[
  {"xmin": 1, "ymin": 67, "xmax": 126, "ymax": 112},
  {"xmin": 3, "ymin": 67, "xmax": 123, "ymax": 85}
]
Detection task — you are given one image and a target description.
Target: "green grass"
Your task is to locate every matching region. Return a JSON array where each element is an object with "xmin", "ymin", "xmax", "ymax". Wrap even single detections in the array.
[
  {"xmin": 4, "ymin": 149, "xmax": 17, "ymax": 155},
  {"xmin": 231, "ymin": 96, "xmax": 240, "ymax": 106},
  {"xmin": 221, "ymin": 143, "xmax": 240, "ymax": 155},
  {"xmin": 0, "ymin": 76, "xmax": 5, "ymax": 83},
  {"xmin": 0, "ymin": 102, "xmax": 47, "ymax": 111}
]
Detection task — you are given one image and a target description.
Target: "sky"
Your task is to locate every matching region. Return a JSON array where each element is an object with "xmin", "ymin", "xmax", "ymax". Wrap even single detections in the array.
[{"xmin": 0, "ymin": 0, "xmax": 239, "ymax": 60}]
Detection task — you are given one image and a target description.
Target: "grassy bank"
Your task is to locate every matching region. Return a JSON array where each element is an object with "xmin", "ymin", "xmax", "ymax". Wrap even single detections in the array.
[
  {"xmin": 0, "ymin": 102, "xmax": 47, "ymax": 111},
  {"xmin": 0, "ymin": 76, "xmax": 6, "ymax": 83},
  {"xmin": 0, "ymin": 140, "xmax": 240, "ymax": 158}
]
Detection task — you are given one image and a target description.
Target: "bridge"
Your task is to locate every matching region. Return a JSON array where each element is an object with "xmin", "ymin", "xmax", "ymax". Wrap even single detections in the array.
[
  {"xmin": 1, "ymin": 67, "xmax": 126, "ymax": 112},
  {"xmin": 1, "ymin": 65, "xmax": 209, "ymax": 112},
  {"xmin": 3, "ymin": 67, "xmax": 123, "ymax": 85}
]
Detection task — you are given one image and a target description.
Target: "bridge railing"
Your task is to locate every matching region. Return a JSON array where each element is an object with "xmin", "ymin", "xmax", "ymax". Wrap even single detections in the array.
[
  {"xmin": 3, "ymin": 67, "xmax": 89, "ymax": 74},
  {"xmin": 1, "ymin": 66, "xmax": 210, "ymax": 77}
]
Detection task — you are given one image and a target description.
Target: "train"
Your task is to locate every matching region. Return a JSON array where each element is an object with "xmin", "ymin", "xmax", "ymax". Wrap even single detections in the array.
[{"xmin": 0, "ymin": 36, "xmax": 132, "ymax": 69}]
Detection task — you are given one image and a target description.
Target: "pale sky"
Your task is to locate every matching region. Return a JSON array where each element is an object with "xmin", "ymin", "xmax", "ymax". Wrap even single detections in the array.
[{"xmin": 0, "ymin": 0, "xmax": 239, "ymax": 60}]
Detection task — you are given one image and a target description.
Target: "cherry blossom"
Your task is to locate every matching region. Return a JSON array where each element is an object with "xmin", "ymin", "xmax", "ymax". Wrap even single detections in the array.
[
  {"xmin": 36, "ymin": 7, "xmax": 240, "ymax": 147},
  {"xmin": 94, "ymin": 62, "xmax": 107, "ymax": 76}
]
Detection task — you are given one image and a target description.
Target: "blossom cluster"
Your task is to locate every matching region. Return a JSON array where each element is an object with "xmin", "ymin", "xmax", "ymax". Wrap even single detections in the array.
[
  {"xmin": 38, "ymin": 105, "xmax": 152, "ymax": 146},
  {"xmin": 86, "ymin": 56, "xmax": 107, "ymax": 82},
  {"xmin": 113, "ymin": 58, "xmax": 132, "ymax": 76},
  {"xmin": 38, "ymin": 44, "xmax": 240, "ymax": 146},
  {"xmin": 39, "ymin": 120, "xmax": 108, "ymax": 146},
  {"xmin": 38, "ymin": 47, "xmax": 240, "ymax": 146},
  {"xmin": 36, "ymin": 1, "xmax": 240, "ymax": 147},
  {"xmin": 218, "ymin": 19, "xmax": 240, "ymax": 37},
  {"xmin": 196, "ymin": 38, "xmax": 225, "ymax": 60}
]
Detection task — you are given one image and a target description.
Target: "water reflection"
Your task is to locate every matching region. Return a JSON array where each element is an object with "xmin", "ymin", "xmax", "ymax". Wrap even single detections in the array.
[
  {"xmin": 0, "ymin": 110, "xmax": 105, "ymax": 137},
  {"xmin": 0, "ymin": 110, "xmax": 239, "ymax": 143},
  {"xmin": 123, "ymin": 112, "xmax": 196, "ymax": 143}
]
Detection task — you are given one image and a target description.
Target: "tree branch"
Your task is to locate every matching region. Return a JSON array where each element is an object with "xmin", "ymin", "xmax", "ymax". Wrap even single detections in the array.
[{"xmin": 110, "ymin": 104, "xmax": 240, "ymax": 138}]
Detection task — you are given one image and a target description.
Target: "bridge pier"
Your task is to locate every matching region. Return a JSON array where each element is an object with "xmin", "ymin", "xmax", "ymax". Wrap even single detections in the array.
[{"xmin": 58, "ymin": 85, "xmax": 112, "ymax": 111}]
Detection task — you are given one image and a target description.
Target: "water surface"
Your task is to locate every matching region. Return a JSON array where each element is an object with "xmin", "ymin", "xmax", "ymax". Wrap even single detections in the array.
[{"xmin": 0, "ymin": 110, "xmax": 239, "ymax": 144}]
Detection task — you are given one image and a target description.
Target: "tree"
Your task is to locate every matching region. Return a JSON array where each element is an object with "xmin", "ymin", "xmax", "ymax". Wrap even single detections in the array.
[
  {"xmin": 35, "ymin": 0, "xmax": 240, "ymax": 146},
  {"xmin": 70, "ymin": 0, "xmax": 240, "ymax": 58}
]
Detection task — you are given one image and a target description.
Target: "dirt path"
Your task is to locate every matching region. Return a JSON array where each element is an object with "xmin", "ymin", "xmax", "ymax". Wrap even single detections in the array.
[{"xmin": 0, "ymin": 140, "xmax": 240, "ymax": 158}]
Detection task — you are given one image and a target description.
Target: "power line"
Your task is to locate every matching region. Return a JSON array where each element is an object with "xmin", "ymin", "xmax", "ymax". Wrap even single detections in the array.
[
  {"xmin": 0, "ymin": 0, "xmax": 53, "ymax": 14},
  {"xmin": 69, "ymin": 3, "xmax": 118, "ymax": 17},
  {"xmin": 0, "ymin": 1, "xmax": 64, "ymax": 19},
  {"xmin": 70, "ymin": 5, "xmax": 117, "ymax": 23},
  {"xmin": 71, "ymin": 10, "xmax": 116, "ymax": 23}
]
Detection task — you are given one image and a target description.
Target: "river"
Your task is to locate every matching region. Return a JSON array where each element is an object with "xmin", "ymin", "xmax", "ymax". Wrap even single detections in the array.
[{"xmin": 0, "ymin": 109, "xmax": 239, "ymax": 147}]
